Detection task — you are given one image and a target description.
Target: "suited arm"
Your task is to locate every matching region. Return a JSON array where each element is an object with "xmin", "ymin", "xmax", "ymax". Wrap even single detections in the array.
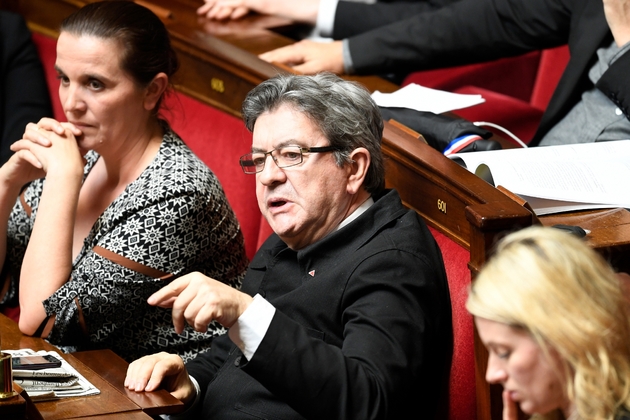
[
  {"xmin": 347, "ymin": 0, "xmax": 572, "ymax": 75},
  {"xmin": 0, "ymin": 12, "xmax": 52, "ymax": 164},
  {"xmin": 597, "ymin": 0, "xmax": 630, "ymax": 121},
  {"xmin": 596, "ymin": 45, "xmax": 630, "ymax": 120},
  {"xmin": 331, "ymin": 0, "xmax": 456, "ymax": 39},
  {"xmin": 238, "ymin": 249, "xmax": 448, "ymax": 420}
]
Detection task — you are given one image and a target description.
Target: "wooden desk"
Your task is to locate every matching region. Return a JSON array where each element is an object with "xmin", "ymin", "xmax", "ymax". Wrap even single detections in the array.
[{"xmin": 0, "ymin": 314, "xmax": 183, "ymax": 419}]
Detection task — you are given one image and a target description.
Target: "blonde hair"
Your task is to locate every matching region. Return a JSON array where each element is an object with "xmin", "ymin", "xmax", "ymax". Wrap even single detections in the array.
[{"xmin": 466, "ymin": 227, "xmax": 630, "ymax": 420}]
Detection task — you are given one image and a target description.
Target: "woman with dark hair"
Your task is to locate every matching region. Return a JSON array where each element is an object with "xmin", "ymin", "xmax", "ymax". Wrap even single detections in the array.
[{"xmin": 0, "ymin": 1, "xmax": 248, "ymax": 362}]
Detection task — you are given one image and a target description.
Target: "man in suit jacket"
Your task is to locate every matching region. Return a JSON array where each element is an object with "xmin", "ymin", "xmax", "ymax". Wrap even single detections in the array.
[
  {"xmin": 0, "ymin": 11, "xmax": 52, "ymax": 165},
  {"xmin": 196, "ymin": 0, "xmax": 457, "ymax": 76},
  {"xmin": 124, "ymin": 73, "xmax": 453, "ymax": 419},
  {"xmin": 259, "ymin": 0, "xmax": 630, "ymax": 146}
]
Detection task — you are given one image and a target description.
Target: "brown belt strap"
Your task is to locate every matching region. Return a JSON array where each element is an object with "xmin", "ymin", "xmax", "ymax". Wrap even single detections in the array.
[{"xmin": 93, "ymin": 246, "xmax": 174, "ymax": 280}]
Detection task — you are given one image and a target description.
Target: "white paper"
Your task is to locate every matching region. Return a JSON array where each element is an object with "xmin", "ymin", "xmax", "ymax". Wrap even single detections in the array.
[
  {"xmin": 371, "ymin": 83, "xmax": 485, "ymax": 114},
  {"xmin": 449, "ymin": 140, "xmax": 630, "ymax": 215}
]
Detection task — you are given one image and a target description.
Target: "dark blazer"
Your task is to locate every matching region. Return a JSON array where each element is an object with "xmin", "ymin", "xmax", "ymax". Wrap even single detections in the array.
[
  {"xmin": 331, "ymin": 0, "xmax": 460, "ymax": 39},
  {"xmin": 186, "ymin": 189, "xmax": 453, "ymax": 420},
  {"xmin": 0, "ymin": 11, "xmax": 52, "ymax": 165},
  {"xmin": 341, "ymin": 0, "xmax": 630, "ymax": 146}
]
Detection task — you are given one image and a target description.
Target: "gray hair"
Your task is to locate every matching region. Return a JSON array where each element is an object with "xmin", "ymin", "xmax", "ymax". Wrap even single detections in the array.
[{"xmin": 242, "ymin": 73, "xmax": 385, "ymax": 195}]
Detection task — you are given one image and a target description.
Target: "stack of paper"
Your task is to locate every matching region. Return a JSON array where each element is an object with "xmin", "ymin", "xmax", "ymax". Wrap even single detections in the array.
[
  {"xmin": 371, "ymin": 83, "xmax": 485, "ymax": 114},
  {"xmin": 449, "ymin": 140, "xmax": 630, "ymax": 215},
  {"xmin": 7, "ymin": 349, "xmax": 100, "ymax": 401}
]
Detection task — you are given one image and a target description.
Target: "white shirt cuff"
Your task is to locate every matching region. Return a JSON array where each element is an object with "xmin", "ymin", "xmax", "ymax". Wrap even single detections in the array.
[
  {"xmin": 316, "ymin": 0, "xmax": 339, "ymax": 37},
  {"xmin": 228, "ymin": 293, "xmax": 276, "ymax": 361}
]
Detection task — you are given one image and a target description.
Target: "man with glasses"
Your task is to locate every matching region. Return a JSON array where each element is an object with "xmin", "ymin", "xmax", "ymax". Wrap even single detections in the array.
[{"xmin": 125, "ymin": 73, "xmax": 452, "ymax": 419}]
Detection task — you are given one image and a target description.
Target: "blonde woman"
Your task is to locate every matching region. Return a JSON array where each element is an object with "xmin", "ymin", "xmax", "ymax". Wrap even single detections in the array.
[{"xmin": 467, "ymin": 226, "xmax": 630, "ymax": 420}]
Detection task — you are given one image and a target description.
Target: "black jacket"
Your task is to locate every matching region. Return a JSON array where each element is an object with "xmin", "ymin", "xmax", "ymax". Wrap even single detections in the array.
[
  {"xmin": 0, "ymin": 11, "xmax": 52, "ymax": 164},
  {"xmin": 186, "ymin": 189, "xmax": 453, "ymax": 419}
]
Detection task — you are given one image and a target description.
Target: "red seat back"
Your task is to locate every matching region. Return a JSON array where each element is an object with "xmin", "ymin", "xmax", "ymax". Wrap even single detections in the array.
[
  {"xmin": 32, "ymin": 33, "xmax": 65, "ymax": 121},
  {"xmin": 428, "ymin": 226, "xmax": 476, "ymax": 420},
  {"xmin": 529, "ymin": 45, "xmax": 570, "ymax": 110},
  {"xmin": 402, "ymin": 52, "xmax": 541, "ymax": 103}
]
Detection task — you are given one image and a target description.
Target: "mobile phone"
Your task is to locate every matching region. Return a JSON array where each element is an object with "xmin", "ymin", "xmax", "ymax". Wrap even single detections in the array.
[{"xmin": 12, "ymin": 354, "xmax": 62, "ymax": 370}]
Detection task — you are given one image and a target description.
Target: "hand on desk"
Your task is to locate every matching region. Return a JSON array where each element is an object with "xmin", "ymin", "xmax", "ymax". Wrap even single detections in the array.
[
  {"xmin": 259, "ymin": 40, "xmax": 344, "ymax": 74},
  {"xmin": 197, "ymin": 0, "xmax": 319, "ymax": 24},
  {"xmin": 125, "ymin": 352, "xmax": 196, "ymax": 404},
  {"xmin": 147, "ymin": 271, "xmax": 253, "ymax": 334}
]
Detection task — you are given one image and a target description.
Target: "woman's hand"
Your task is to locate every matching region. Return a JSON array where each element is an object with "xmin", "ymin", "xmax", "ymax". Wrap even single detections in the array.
[
  {"xmin": 502, "ymin": 389, "xmax": 518, "ymax": 420},
  {"xmin": 12, "ymin": 119, "xmax": 84, "ymax": 181}
]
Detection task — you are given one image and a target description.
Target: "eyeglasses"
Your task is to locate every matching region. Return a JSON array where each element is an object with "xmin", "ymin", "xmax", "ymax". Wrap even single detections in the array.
[{"xmin": 239, "ymin": 145, "xmax": 340, "ymax": 174}]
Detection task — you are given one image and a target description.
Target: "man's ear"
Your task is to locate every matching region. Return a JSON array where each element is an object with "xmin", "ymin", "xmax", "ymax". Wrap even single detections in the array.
[
  {"xmin": 346, "ymin": 147, "xmax": 371, "ymax": 195},
  {"xmin": 144, "ymin": 72, "xmax": 169, "ymax": 111}
]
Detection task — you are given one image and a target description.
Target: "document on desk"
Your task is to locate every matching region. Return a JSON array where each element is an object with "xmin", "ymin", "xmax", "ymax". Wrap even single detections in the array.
[
  {"xmin": 371, "ymin": 83, "xmax": 485, "ymax": 114},
  {"xmin": 6, "ymin": 349, "xmax": 100, "ymax": 401},
  {"xmin": 449, "ymin": 140, "xmax": 630, "ymax": 215}
]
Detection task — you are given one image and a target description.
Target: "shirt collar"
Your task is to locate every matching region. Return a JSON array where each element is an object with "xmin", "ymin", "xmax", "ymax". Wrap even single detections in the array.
[{"xmin": 337, "ymin": 196, "xmax": 374, "ymax": 231}]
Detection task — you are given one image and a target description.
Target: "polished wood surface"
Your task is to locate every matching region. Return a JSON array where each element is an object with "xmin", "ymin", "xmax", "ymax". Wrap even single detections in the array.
[{"xmin": 0, "ymin": 314, "xmax": 183, "ymax": 419}]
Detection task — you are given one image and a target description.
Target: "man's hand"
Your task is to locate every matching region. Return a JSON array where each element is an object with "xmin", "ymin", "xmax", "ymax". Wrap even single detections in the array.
[
  {"xmin": 148, "ymin": 272, "xmax": 254, "ymax": 333},
  {"xmin": 197, "ymin": 0, "xmax": 250, "ymax": 20},
  {"xmin": 197, "ymin": 0, "xmax": 319, "ymax": 24},
  {"xmin": 603, "ymin": 0, "xmax": 630, "ymax": 47},
  {"xmin": 259, "ymin": 40, "xmax": 345, "ymax": 74},
  {"xmin": 125, "ymin": 352, "xmax": 196, "ymax": 404}
]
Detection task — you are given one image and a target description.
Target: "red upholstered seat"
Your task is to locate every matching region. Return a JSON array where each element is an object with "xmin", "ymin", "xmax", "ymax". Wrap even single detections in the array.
[
  {"xmin": 32, "ymin": 33, "xmax": 64, "ymax": 122},
  {"xmin": 402, "ymin": 51, "xmax": 541, "ymax": 103},
  {"xmin": 453, "ymin": 86, "xmax": 545, "ymax": 145},
  {"xmin": 403, "ymin": 45, "xmax": 570, "ymax": 146},
  {"xmin": 453, "ymin": 45, "xmax": 570, "ymax": 145},
  {"xmin": 429, "ymin": 226, "xmax": 476, "ymax": 420}
]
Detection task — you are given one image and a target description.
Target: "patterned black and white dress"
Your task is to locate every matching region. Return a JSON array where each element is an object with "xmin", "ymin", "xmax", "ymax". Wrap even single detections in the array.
[{"xmin": 3, "ymin": 128, "xmax": 249, "ymax": 362}]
